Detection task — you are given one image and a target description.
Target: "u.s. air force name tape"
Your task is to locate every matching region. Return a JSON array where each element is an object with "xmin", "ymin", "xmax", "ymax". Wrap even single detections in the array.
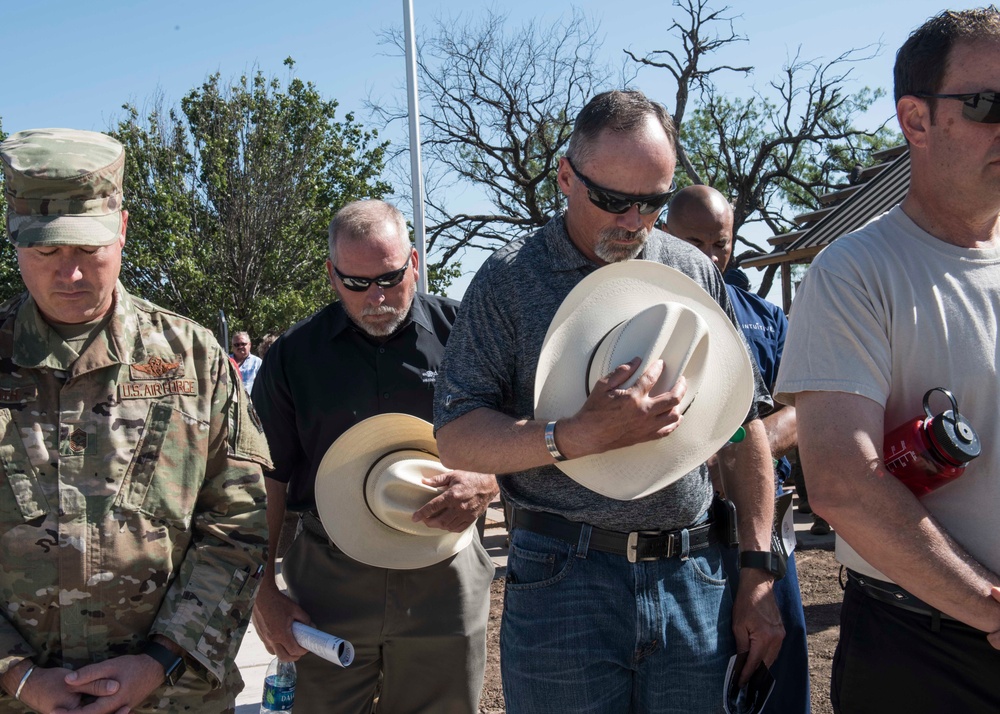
[{"xmin": 291, "ymin": 622, "xmax": 355, "ymax": 667}]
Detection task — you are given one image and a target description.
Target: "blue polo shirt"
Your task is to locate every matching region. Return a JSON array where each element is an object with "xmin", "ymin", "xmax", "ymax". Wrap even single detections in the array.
[{"xmin": 724, "ymin": 267, "xmax": 791, "ymax": 484}]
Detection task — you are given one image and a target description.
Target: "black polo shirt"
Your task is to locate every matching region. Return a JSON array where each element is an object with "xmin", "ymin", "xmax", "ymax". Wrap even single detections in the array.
[{"xmin": 251, "ymin": 292, "xmax": 459, "ymax": 511}]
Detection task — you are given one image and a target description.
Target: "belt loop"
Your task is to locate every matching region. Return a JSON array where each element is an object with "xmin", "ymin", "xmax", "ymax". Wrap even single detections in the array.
[
  {"xmin": 678, "ymin": 528, "xmax": 691, "ymax": 561},
  {"xmin": 576, "ymin": 523, "xmax": 592, "ymax": 559}
]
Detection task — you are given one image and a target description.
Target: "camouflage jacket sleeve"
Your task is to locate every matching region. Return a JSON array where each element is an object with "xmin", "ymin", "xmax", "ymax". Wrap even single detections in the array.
[{"xmin": 147, "ymin": 353, "xmax": 271, "ymax": 687}]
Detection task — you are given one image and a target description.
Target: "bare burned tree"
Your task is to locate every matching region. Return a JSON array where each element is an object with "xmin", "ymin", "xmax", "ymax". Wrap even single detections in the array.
[
  {"xmin": 628, "ymin": 0, "xmax": 898, "ymax": 294},
  {"xmin": 624, "ymin": 0, "xmax": 751, "ymax": 186},
  {"xmin": 371, "ymin": 9, "xmax": 613, "ymax": 268}
]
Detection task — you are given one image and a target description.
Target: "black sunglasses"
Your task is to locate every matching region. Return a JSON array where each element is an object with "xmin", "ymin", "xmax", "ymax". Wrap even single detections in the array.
[
  {"xmin": 333, "ymin": 260, "xmax": 410, "ymax": 292},
  {"xmin": 914, "ymin": 92, "xmax": 1000, "ymax": 123},
  {"xmin": 566, "ymin": 157, "xmax": 676, "ymax": 215}
]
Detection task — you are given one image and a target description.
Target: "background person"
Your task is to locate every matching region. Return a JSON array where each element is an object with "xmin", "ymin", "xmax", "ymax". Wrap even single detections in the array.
[
  {"xmin": 666, "ymin": 184, "xmax": 811, "ymax": 714},
  {"xmin": 230, "ymin": 330, "xmax": 262, "ymax": 393}
]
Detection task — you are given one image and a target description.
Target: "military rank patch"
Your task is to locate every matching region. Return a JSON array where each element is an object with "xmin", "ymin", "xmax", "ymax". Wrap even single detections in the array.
[
  {"xmin": 118, "ymin": 379, "xmax": 198, "ymax": 400},
  {"xmin": 130, "ymin": 355, "xmax": 184, "ymax": 380},
  {"xmin": 59, "ymin": 425, "xmax": 90, "ymax": 456}
]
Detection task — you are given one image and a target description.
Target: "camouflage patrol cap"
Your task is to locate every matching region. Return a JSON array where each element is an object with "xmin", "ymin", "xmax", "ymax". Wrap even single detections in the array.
[{"xmin": 1, "ymin": 128, "xmax": 125, "ymax": 247}]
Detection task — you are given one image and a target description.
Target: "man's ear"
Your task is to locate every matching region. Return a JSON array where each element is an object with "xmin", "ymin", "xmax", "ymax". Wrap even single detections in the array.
[
  {"xmin": 119, "ymin": 210, "xmax": 129, "ymax": 249},
  {"xmin": 556, "ymin": 156, "xmax": 574, "ymax": 198},
  {"xmin": 897, "ymin": 96, "xmax": 931, "ymax": 148},
  {"xmin": 325, "ymin": 259, "xmax": 338, "ymax": 295}
]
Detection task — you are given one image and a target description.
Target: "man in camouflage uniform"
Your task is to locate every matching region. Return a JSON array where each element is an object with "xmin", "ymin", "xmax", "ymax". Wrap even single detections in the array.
[{"xmin": 0, "ymin": 128, "xmax": 271, "ymax": 713}]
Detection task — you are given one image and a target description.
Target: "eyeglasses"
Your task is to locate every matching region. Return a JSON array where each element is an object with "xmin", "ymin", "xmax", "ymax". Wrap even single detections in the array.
[
  {"xmin": 333, "ymin": 260, "xmax": 410, "ymax": 292},
  {"xmin": 232, "ymin": 342, "xmax": 249, "ymax": 347},
  {"xmin": 914, "ymin": 92, "xmax": 1000, "ymax": 123},
  {"xmin": 566, "ymin": 158, "xmax": 676, "ymax": 215}
]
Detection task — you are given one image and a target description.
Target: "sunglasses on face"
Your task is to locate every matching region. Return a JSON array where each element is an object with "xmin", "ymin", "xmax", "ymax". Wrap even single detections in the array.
[
  {"xmin": 915, "ymin": 92, "xmax": 1000, "ymax": 123},
  {"xmin": 334, "ymin": 260, "xmax": 410, "ymax": 292},
  {"xmin": 566, "ymin": 157, "xmax": 676, "ymax": 215}
]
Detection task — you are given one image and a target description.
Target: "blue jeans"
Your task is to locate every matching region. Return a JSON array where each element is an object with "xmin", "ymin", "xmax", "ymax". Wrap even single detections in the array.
[{"xmin": 501, "ymin": 525, "xmax": 735, "ymax": 714}]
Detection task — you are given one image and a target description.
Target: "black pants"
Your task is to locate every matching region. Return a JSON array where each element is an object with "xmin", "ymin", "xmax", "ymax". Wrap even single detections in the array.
[{"xmin": 832, "ymin": 579, "xmax": 1000, "ymax": 713}]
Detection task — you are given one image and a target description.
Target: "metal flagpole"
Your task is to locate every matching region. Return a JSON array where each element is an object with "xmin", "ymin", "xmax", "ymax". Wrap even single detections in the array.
[{"xmin": 403, "ymin": 0, "xmax": 428, "ymax": 292}]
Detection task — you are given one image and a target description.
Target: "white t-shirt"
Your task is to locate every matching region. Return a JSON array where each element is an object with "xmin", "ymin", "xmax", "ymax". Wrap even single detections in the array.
[{"xmin": 776, "ymin": 205, "xmax": 1000, "ymax": 579}]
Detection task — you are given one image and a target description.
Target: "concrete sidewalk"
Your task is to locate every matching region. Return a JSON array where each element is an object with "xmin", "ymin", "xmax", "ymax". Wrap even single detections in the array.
[{"xmin": 234, "ymin": 494, "xmax": 830, "ymax": 711}]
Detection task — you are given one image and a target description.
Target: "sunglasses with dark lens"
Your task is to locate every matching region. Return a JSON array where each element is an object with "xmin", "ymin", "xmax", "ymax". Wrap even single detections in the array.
[
  {"xmin": 334, "ymin": 260, "xmax": 410, "ymax": 292},
  {"xmin": 566, "ymin": 158, "xmax": 676, "ymax": 215},
  {"xmin": 914, "ymin": 91, "xmax": 1000, "ymax": 123}
]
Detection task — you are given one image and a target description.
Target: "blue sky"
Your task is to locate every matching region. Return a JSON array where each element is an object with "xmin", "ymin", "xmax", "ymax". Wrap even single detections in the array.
[{"xmin": 2, "ymin": 0, "xmax": 980, "ymax": 296}]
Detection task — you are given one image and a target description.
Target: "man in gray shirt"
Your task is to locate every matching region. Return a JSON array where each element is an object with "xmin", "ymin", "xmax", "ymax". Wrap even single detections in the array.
[{"xmin": 434, "ymin": 90, "xmax": 783, "ymax": 714}]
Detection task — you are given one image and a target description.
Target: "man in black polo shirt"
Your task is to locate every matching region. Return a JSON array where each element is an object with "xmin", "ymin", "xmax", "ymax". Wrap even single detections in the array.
[{"xmin": 251, "ymin": 199, "xmax": 497, "ymax": 714}]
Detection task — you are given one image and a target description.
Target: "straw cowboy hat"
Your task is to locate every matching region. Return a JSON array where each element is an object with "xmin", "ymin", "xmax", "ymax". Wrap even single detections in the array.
[
  {"xmin": 314, "ymin": 414, "xmax": 477, "ymax": 569},
  {"xmin": 534, "ymin": 260, "xmax": 754, "ymax": 500}
]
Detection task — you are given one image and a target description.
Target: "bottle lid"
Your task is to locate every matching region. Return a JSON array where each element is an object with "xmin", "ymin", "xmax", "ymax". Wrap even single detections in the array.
[{"xmin": 929, "ymin": 410, "xmax": 981, "ymax": 464}]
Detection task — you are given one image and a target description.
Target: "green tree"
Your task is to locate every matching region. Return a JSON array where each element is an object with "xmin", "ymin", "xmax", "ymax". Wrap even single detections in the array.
[
  {"xmin": 111, "ymin": 60, "xmax": 392, "ymax": 338},
  {"xmin": 677, "ymin": 68, "xmax": 901, "ymax": 237},
  {"xmin": 0, "ymin": 117, "xmax": 24, "ymax": 304}
]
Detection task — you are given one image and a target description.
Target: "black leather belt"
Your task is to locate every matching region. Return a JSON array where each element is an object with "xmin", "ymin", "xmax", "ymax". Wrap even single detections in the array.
[
  {"xmin": 510, "ymin": 508, "xmax": 716, "ymax": 563},
  {"xmin": 847, "ymin": 569, "xmax": 956, "ymax": 624}
]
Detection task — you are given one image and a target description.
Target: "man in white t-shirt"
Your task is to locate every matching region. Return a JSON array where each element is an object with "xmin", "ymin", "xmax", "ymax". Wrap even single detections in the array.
[{"xmin": 775, "ymin": 8, "xmax": 1000, "ymax": 713}]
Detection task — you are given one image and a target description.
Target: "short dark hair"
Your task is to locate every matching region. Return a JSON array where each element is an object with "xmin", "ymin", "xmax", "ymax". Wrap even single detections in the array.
[
  {"xmin": 895, "ymin": 6, "xmax": 1000, "ymax": 114},
  {"xmin": 327, "ymin": 199, "xmax": 409, "ymax": 265},
  {"xmin": 566, "ymin": 90, "xmax": 677, "ymax": 166}
]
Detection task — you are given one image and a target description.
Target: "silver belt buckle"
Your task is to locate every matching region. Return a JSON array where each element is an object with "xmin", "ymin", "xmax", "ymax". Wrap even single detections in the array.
[{"xmin": 627, "ymin": 531, "xmax": 673, "ymax": 563}]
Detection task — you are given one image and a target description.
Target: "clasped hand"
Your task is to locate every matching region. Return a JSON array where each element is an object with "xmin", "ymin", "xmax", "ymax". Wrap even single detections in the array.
[
  {"xmin": 17, "ymin": 654, "xmax": 164, "ymax": 714},
  {"xmin": 557, "ymin": 357, "xmax": 687, "ymax": 459}
]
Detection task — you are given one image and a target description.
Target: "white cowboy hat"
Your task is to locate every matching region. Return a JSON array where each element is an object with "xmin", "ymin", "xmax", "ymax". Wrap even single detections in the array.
[
  {"xmin": 534, "ymin": 260, "xmax": 754, "ymax": 500},
  {"xmin": 314, "ymin": 414, "xmax": 477, "ymax": 569}
]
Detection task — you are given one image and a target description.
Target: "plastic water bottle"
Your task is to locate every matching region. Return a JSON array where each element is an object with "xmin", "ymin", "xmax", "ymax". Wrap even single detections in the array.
[{"xmin": 260, "ymin": 657, "xmax": 296, "ymax": 713}]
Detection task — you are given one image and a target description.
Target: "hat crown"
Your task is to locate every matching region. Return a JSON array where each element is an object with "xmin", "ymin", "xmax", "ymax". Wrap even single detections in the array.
[
  {"xmin": 365, "ymin": 449, "xmax": 450, "ymax": 537},
  {"xmin": 315, "ymin": 414, "xmax": 477, "ymax": 569},
  {"xmin": 587, "ymin": 302, "xmax": 709, "ymax": 406},
  {"xmin": 2, "ymin": 128, "xmax": 125, "ymax": 247},
  {"xmin": 2, "ymin": 128, "xmax": 124, "ymax": 207},
  {"xmin": 534, "ymin": 260, "xmax": 754, "ymax": 500}
]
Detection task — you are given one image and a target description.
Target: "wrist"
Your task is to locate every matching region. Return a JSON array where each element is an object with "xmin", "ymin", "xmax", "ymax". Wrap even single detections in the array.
[
  {"xmin": 739, "ymin": 550, "xmax": 785, "ymax": 580},
  {"xmin": 544, "ymin": 420, "xmax": 568, "ymax": 462},
  {"xmin": 2, "ymin": 659, "xmax": 33, "ymax": 698},
  {"xmin": 142, "ymin": 640, "xmax": 187, "ymax": 687}
]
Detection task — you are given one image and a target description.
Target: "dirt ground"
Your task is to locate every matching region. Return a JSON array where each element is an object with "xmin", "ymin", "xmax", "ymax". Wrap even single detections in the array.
[{"xmin": 477, "ymin": 544, "xmax": 843, "ymax": 714}]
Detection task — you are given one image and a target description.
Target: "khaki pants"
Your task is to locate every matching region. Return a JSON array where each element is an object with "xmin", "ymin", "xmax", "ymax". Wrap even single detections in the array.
[{"xmin": 283, "ymin": 514, "xmax": 494, "ymax": 714}]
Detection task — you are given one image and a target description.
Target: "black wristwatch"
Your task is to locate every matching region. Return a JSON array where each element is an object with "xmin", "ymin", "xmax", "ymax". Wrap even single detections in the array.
[
  {"xmin": 142, "ymin": 641, "xmax": 186, "ymax": 686},
  {"xmin": 738, "ymin": 550, "xmax": 786, "ymax": 580}
]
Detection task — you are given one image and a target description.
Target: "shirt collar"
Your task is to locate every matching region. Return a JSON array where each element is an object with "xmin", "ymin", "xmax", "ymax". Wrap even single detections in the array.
[
  {"xmin": 328, "ymin": 292, "xmax": 432, "ymax": 341},
  {"xmin": 12, "ymin": 282, "xmax": 147, "ymax": 373},
  {"xmin": 544, "ymin": 213, "xmax": 597, "ymax": 272}
]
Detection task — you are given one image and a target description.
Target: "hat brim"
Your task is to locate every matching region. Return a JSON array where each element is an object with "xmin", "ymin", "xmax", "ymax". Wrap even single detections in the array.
[
  {"xmin": 9, "ymin": 212, "xmax": 121, "ymax": 247},
  {"xmin": 315, "ymin": 413, "xmax": 476, "ymax": 569},
  {"xmin": 534, "ymin": 260, "xmax": 754, "ymax": 500}
]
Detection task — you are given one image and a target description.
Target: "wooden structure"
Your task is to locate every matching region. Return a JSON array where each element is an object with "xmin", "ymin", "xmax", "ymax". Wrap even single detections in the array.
[{"xmin": 743, "ymin": 145, "xmax": 910, "ymax": 311}]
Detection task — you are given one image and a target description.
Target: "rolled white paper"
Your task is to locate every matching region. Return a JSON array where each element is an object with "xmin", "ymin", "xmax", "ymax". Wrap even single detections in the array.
[{"xmin": 292, "ymin": 622, "xmax": 355, "ymax": 667}]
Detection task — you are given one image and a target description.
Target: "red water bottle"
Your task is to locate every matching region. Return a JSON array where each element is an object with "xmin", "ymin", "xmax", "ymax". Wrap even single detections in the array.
[{"xmin": 883, "ymin": 387, "xmax": 981, "ymax": 497}]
